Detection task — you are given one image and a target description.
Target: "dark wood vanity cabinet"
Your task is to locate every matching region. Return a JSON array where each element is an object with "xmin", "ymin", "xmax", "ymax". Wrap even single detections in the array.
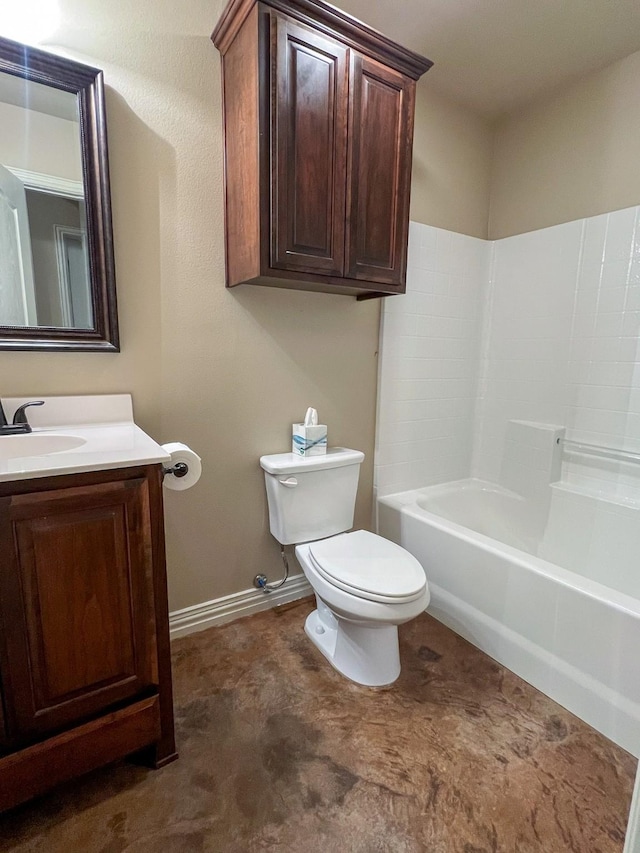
[
  {"xmin": 0, "ymin": 465, "xmax": 176, "ymax": 811},
  {"xmin": 213, "ymin": 0, "xmax": 432, "ymax": 298}
]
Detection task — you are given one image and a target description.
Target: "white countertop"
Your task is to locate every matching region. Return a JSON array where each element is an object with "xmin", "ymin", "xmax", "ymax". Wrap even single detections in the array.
[{"xmin": 0, "ymin": 395, "xmax": 170, "ymax": 483}]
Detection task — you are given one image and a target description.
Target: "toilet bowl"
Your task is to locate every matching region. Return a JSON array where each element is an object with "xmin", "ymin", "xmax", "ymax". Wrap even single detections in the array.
[{"xmin": 295, "ymin": 530, "xmax": 429, "ymax": 686}]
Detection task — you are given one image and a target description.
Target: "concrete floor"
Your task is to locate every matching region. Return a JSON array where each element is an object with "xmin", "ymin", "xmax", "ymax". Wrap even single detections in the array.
[{"xmin": 0, "ymin": 599, "xmax": 636, "ymax": 852}]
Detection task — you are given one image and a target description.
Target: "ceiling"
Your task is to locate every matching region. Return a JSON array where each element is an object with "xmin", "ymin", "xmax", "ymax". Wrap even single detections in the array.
[{"xmin": 337, "ymin": 0, "xmax": 640, "ymax": 117}]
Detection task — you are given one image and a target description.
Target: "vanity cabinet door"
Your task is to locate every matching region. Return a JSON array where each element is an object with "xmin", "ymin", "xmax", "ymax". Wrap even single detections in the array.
[
  {"xmin": 270, "ymin": 13, "xmax": 348, "ymax": 277},
  {"xmin": 0, "ymin": 477, "xmax": 158, "ymax": 743},
  {"xmin": 345, "ymin": 54, "xmax": 415, "ymax": 286}
]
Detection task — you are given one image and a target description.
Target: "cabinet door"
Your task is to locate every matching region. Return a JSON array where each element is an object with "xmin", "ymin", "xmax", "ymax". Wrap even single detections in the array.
[
  {"xmin": 270, "ymin": 13, "xmax": 348, "ymax": 276},
  {"xmin": 345, "ymin": 54, "xmax": 415, "ymax": 286},
  {"xmin": 0, "ymin": 477, "xmax": 158, "ymax": 742}
]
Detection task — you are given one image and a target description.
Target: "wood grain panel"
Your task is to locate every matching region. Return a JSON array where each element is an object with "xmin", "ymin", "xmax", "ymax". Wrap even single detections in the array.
[
  {"xmin": 0, "ymin": 478, "xmax": 157, "ymax": 740},
  {"xmin": 20, "ymin": 506, "xmax": 135, "ymax": 700},
  {"xmin": 346, "ymin": 54, "xmax": 415, "ymax": 286},
  {"xmin": 222, "ymin": 4, "xmax": 261, "ymax": 287},
  {"xmin": 0, "ymin": 696, "xmax": 160, "ymax": 812},
  {"xmin": 271, "ymin": 12, "xmax": 348, "ymax": 275}
]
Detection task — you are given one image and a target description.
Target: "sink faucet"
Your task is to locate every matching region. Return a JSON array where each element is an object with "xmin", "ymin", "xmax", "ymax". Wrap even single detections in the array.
[{"xmin": 0, "ymin": 400, "xmax": 45, "ymax": 435}]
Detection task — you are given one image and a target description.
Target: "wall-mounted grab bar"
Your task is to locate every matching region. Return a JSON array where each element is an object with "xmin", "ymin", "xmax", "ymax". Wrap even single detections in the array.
[{"xmin": 557, "ymin": 436, "xmax": 640, "ymax": 466}]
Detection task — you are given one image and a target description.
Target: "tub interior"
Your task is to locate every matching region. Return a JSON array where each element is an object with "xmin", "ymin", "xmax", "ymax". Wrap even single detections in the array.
[{"xmin": 410, "ymin": 478, "xmax": 640, "ymax": 601}]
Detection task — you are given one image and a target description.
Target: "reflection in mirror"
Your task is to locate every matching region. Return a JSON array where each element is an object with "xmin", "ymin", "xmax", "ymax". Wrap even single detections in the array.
[
  {"xmin": 0, "ymin": 36, "xmax": 118, "ymax": 350},
  {"xmin": 0, "ymin": 73, "xmax": 90, "ymax": 329}
]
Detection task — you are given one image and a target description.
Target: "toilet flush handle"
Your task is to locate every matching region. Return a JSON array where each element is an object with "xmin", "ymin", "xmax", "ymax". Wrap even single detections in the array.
[{"xmin": 278, "ymin": 476, "xmax": 298, "ymax": 488}]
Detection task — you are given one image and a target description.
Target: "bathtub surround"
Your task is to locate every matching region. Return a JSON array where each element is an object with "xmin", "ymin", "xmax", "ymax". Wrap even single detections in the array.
[
  {"xmin": 377, "ymin": 209, "xmax": 640, "ymax": 502},
  {"xmin": 375, "ymin": 221, "xmax": 487, "ymax": 497},
  {"xmin": 476, "ymin": 206, "xmax": 640, "ymax": 500},
  {"xmin": 0, "ymin": 603, "xmax": 634, "ymax": 852}
]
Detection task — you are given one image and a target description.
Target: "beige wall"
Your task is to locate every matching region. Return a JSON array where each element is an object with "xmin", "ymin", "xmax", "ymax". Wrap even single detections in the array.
[
  {"xmin": 0, "ymin": 0, "xmax": 492, "ymax": 611},
  {"xmin": 411, "ymin": 82, "xmax": 493, "ymax": 239},
  {"xmin": 490, "ymin": 49, "xmax": 640, "ymax": 239}
]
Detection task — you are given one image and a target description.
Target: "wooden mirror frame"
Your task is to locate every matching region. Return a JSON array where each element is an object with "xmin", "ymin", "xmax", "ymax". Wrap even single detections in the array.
[{"xmin": 0, "ymin": 36, "xmax": 119, "ymax": 351}]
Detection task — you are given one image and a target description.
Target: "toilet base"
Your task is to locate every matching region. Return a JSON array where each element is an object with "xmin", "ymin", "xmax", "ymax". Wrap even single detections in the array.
[{"xmin": 304, "ymin": 597, "xmax": 401, "ymax": 687}]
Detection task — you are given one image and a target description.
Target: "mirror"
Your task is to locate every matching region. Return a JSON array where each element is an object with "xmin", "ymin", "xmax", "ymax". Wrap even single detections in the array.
[{"xmin": 0, "ymin": 36, "xmax": 118, "ymax": 351}]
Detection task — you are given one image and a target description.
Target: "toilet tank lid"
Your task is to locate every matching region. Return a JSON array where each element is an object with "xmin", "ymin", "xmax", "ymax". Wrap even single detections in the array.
[{"xmin": 260, "ymin": 447, "xmax": 364, "ymax": 475}]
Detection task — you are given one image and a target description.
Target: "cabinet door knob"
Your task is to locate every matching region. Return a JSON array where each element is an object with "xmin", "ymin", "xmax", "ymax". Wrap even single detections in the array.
[{"xmin": 278, "ymin": 477, "xmax": 298, "ymax": 488}]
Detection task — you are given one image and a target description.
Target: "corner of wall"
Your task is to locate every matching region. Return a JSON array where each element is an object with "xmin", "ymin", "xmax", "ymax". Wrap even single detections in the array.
[
  {"xmin": 485, "ymin": 113, "xmax": 502, "ymax": 242},
  {"xmin": 410, "ymin": 82, "xmax": 494, "ymax": 240}
]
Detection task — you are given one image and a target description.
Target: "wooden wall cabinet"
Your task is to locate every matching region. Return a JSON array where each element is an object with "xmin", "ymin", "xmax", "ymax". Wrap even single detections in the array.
[
  {"xmin": 0, "ymin": 465, "xmax": 176, "ymax": 812},
  {"xmin": 213, "ymin": 0, "xmax": 432, "ymax": 298}
]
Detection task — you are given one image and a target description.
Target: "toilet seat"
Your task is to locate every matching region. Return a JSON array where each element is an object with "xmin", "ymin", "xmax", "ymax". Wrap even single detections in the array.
[{"xmin": 308, "ymin": 530, "xmax": 426, "ymax": 604}]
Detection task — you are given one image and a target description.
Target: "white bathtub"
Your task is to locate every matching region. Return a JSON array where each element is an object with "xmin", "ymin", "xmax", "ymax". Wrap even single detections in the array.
[{"xmin": 378, "ymin": 478, "xmax": 640, "ymax": 756}]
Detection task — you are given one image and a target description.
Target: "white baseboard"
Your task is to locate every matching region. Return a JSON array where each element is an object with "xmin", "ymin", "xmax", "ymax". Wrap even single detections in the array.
[{"xmin": 169, "ymin": 572, "xmax": 313, "ymax": 639}]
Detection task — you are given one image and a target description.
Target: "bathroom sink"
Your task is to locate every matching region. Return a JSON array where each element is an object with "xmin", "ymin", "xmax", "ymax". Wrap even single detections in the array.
[
  {"xmin": 0, "ymin": 395, "xmax": 171, "ymax": 484},
  {"xmin": 0, "ymin": 433, "xmax": 87, "ymax": 460}
]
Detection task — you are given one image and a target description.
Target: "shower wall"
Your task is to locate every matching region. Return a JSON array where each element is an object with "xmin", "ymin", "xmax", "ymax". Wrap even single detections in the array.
[
  {"xmin": 475, "ymin": 206, "xmax": 640, "ymax": 501},
  {"xmin": 375, "ymin": 222, "xmax": 487, "ymax": 497},
  {"xmin": 376, "ymin": 208, "xmax": 640, "ymax": 501}
]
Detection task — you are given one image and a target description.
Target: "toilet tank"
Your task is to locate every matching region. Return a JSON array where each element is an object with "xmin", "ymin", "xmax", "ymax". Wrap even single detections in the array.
[{"xmin": 259, "ymin": 448, "xmax": 365, "ymax": 545}]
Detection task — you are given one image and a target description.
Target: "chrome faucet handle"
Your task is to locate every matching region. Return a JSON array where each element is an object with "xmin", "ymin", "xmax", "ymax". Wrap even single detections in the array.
[{"xmin": 12, "ymin": 401, "xmax": 45, "ymax": 430}]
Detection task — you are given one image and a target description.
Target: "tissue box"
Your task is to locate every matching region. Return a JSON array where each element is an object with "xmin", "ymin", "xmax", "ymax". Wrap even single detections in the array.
[{"xmin": 292, "ymin": 423, "xmax": 327, "ymax": 456}]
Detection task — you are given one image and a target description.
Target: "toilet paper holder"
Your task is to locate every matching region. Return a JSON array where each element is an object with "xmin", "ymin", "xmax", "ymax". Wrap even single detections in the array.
[
  {"xmin": 163, "ymin": 461, "xmax": 189, "ymax": 479},
  {"xmin": 161, "ymin": 442, "xmax": 202, "ymax": 491}
]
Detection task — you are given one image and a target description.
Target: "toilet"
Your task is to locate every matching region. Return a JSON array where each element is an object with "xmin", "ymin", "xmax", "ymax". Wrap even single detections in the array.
[{"xmin": 260, "ymin": 447, "xmax": 429, "ymax": 686}]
